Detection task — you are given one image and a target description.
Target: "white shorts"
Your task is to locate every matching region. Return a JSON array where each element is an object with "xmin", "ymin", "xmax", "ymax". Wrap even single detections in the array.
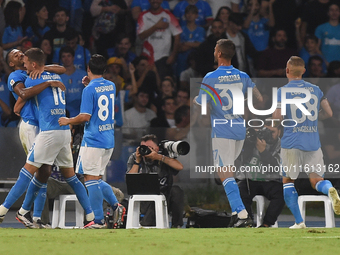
[
  {"xmin": 19, "ymin": 119, "xmax": 39, "ymax": 155},
  {"xmin": 76, "ymin": 146, "xmax": 114, "ymax": 176},
  {"xmin": 212, "ymin": 138, "xmax": 244, "ymax": 166},
  {"xmin": 27, "ymin": 130, "xmax": 73, "ymax": 168},
  {"xmin": 280, "ymin": 148, "xmax": 325, "ymax": 180}
]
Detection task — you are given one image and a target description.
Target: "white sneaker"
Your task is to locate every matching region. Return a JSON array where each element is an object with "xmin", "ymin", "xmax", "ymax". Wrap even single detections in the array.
[
  {"xmin": 328, "ymin": 187, "xmax": 340, "ymax": 215},
  {"xmin": 0, "ymin": 215, "xmax": 4, "ymax": 224},
  {"xmin": 289, "ymin": 222, "xmax": 306, "ymax": 229}
]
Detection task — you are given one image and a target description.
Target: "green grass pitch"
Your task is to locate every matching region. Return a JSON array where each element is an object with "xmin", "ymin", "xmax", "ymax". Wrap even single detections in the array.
[{"xmin": 1, "ymin": 228, "xmax": 340, "ymax": 255}]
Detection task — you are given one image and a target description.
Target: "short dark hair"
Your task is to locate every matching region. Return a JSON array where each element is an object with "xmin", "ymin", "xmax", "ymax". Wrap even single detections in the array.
[
  {"xmin": 65, "ymin": 28, "xmax": 78, "ymax": 41},
  {"xmin": 132, "ymin": 55, "xmax": 149, "ymax": 66},
  {"xmin": 59, "ymin": 46, "xmax": 75, "ymax": 59},
  {"xmin": 25, "ymin": 48, "xmax": 45, "ymax": 66},
  {"xmin": 228, "ymin": 12, "xmax": 244, "ymax": 26},
  {"xmin": 177, "ymin": 88, "xmax": 190, "ymax": 98},
  {"xmin": 216, "ymin": 39, "xmax": 236, "ymax": 60},
  {"xmin": 185, "ymin": 5, "xmax": 198, "ymax": 14},
  {"xmin": 53, "ymin": 7, "xmax": 68, "ymax": 17},
  {"xmin": 162, "ymin": 96, "xmax": 175, "ymax": 106},
  {"xmin": 304, "ymin": 34, "xmax": 318, "ymax": 44},
  {"xmin": 136, "ymin": 88, "xmax": 150, "ymax": 97},
  {"xmin": 175, "ymin": 105, "xmax": 190, "ymax": 124},
  {"xmin": 308, "ymin": 55, "xmax": 323, "ymax": 66},
  {"xmin": 88, "ymin": 54, "xmax": 106, "ymax": 75},
  {"xmin": 141, "ymin": 134, "xmax": 158, "ymax": 145}
]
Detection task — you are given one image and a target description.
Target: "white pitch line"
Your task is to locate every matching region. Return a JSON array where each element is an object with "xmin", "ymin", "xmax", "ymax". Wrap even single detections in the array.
[{"xmin": 303, "ymin": 236, "xmax": 340, "ymax": 239}]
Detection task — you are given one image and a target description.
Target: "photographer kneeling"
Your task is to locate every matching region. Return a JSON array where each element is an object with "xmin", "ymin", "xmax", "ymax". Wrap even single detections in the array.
[
  {"xmin": 126, "ymin": 134, "xmax": 185, "ymax": 228},
  {"xmin": 237, "ymin": 123, "xmax": 285, "ymax": 227}
]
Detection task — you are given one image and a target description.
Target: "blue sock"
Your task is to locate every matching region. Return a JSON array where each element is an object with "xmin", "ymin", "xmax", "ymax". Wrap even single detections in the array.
[
  {"xmin": 85, "ymin": 180, "xmax": 104, "ymax": 224},
  {"xmin": 3, "ymin": 168, "xmax": 33, "ymax": 209},
  {"xmin": 98, "ymin": 179, "xmax": 118, "ymax": 210},
  {"xmin": 33, "ymin": 183, "xmax": 47, "ymax": 219},
  {"xmin": 283, "ymin": 183, "xmax": 303, "ymax": 224},
  {"xmin": 66, "ymin": 175, "xmax": 92, "ymax": 215},
  {"xmin": 315, "ymin": 180, "xmax": 333, "ymax": 195},
  {"xmin": 22, "ymin": 177, "xmax": 44, "ymax": 211},
  {"xmin": 222, "ymin": 178, "xmax": 246, "ymax": 214}
]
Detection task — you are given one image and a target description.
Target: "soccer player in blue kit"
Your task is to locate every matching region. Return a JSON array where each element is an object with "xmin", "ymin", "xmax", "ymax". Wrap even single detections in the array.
[
  {"xmin": 273, "ymin": 56, "xmax": 340, "ymax": 228},
  {"xmin": 59, "ymin": 54, "xmax": 125, "ymax": 229},
  {"xmin": 0, "ymin": 48, "xmax": 95, "ymax": 227},
  {"xmin": 194, "ymin": 39, "xmax": 263, "ymax": 227},
  {"xmin": 0, "ymin": 49, "xmax": 66, "ymax": 228}
]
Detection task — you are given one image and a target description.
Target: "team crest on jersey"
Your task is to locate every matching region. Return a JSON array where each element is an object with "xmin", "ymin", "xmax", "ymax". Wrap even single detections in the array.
[{"xmin": 10, "ymin": 79, "xmax": 15, "ymax": 86}]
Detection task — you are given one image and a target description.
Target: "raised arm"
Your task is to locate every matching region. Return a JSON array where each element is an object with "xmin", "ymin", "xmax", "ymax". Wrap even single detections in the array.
[
  {"xmin": 14, "ymin": 81, "xmax": 65, "ymax": 100},
  {"xmin": 319, "ymin": 98, "xmax": 333, "ymax": 120}
]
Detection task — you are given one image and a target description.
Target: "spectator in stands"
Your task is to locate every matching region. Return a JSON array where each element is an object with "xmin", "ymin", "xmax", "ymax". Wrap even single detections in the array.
[
  {"xmin": 124, "ymin": 89, "xmax": 156, "ymax": 128},
  {"xmin": 207, "ymin": 6, "xmax": 231, "ymax": 37},
  {"xmin": 132, "ymin": 56, "xmax": 160, "ymax": 103},
  {"xmin": 53, "ymin": 30, "xmax": 91, "ymax": 71},
  {"xmin": 196, "ymin": 19, "xmax": 226, "ymax": 76},
  {"xmin": 166, "ymin": 104, "xmax": 190, "ymax": 141},
  {"xmin": 257, "ymin": 28, "xmax": 297, "ymax": 77},
  {"xmin": 175, "ymin": 88, "xmax": 189, "ymax": 108},
  {"xmin": 126, "ymin": 134, "xmax": 184, "ymax": 228},
  {"xmin": 300, "ymin": 0, "xmax": 331, "ymax": 44},
  {"xmin": 25, "ymin": 3, "xmax": 50, "ymax": 47},
  {"xmin": 2, "ymin": 0, "xmax": 27, "ymax": 51},
  {"xmin": 325, "ymin": 62, "xmax": 340, "ymax": 122},
  {"xmin": 151, "ymin": 96, "xmax": 176, "ymax": 128},
  {"xmin": 59, "ymin": 46, "xmax": 87, "ymax": 118},
  {"xmin": 237, "ymin": 123, "xmax": 285, "ymax": 227},
  {"xmin": 107, "ymin": 34, "xmax": 136, "ymax": 65},
  {"xmin": 59, "ymin": 0, "xmax": 83, "ymax": 32},
  {"xmin": 154, "ymin": 77, "xmax": 176, "ymax": 116},
  {"xmin": 0, "ymin": 55, "xmax": 18, "ymax": 127},
  {"xmin": 243, "ymin": 0, "xmax": 275, "ymax": 52},
  {"xmin": 226, "ymin": 13, "xmax": 259, "ymax": 76},
  {"xmin": 0, "ymin": 0, "xmax": 5, "ymax": 41},
  {"xmin": 106, "ymin": 56, "xmax": 127, "ymax": 90},
  {"xmin": 295, "ymin": 24, "xmax": 327, "ymax": 77},
  {"xmin": 38, "ymin": 38, "xmax": 53, "ymax": 64},
  {"xmin": 306, "ymin": 55, "xmax": 326, "ymax": 79},
  {"xmin": 315, "ymin": 3, "xmax": 340, "ymax": 64},
  {"xmin": 176, "ymin": 5, "xmax": 205, "ymax": 78},
  {"xmin": 205, "ymin": 0, "xmax": 239, "ymax": 17},
  {"xmin": 137, "ymin": 0, "xmax": 182, "ymax": 80},
  {"xmin": 43, "ymin": 7, "xmax": 74, "ymax": 58},
  {"xmin": 173, "ymin": 0, "xmax": 213, "ymax": 29},
  {"xmin": 90, "ymin": 0, "xmax": 128, "ymax": 57},
  {"xmin": 270, "ymin": 0, "xmax": 298, "ymax": 48},
  {"xmin": 130, "ymin": 0, "xmax": 170, "ymax": 21},
  {"xmin": 179, "ymin": 50, "xmax": 202, "ymax": 89},
  {"xmin": 102, "ymin": 63, "xmax": 137, "ymax": 128}
]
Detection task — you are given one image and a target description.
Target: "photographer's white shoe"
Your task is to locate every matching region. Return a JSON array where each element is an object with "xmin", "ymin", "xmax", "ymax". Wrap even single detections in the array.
[{"xmin": 289, "ymin": 222, "xmax": 306, "ymax": 229}]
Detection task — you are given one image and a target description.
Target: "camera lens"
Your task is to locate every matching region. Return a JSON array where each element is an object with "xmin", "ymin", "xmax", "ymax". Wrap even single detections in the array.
[{"xmin": 139, "ymin": 145, "xmax": 151, "ymax": 156}]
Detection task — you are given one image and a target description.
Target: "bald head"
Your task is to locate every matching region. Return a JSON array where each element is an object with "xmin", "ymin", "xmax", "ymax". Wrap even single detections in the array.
[{"xmin": 287, "ymin": 56, "xmax": 305, "ymax": 78}]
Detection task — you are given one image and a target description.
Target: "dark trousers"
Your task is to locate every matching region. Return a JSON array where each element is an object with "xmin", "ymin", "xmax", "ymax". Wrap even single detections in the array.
[
  {"xmin": 140, "ymin": 185, "xmax": 184, "ymax": 227},
  {"xmin": 238, "ymin": 179, "xmax": 285, "ymax": 226}
]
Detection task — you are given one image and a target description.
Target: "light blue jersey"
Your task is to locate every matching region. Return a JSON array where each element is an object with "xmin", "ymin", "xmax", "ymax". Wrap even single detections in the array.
[
  {"xmin": 60, "ymin": 69, "xmax": 87, "ymax": 117},
  {"xmin": 278, "ymin": 80, "xmax": 323, "ymax": 151},
  {"xmin": 8, "ymin": 70, "xmax": 38, "ymax": 126},
  {"xmin": 196, "ymin": 65, "xmax": 255, "ymax": 140},
  {"xmin": 25, "ymin": 72, "xmax": 68, "ymax": 131},
  {"xmin": 80, "ymin": 77, "xmax": 116, "ymax": 149}
]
